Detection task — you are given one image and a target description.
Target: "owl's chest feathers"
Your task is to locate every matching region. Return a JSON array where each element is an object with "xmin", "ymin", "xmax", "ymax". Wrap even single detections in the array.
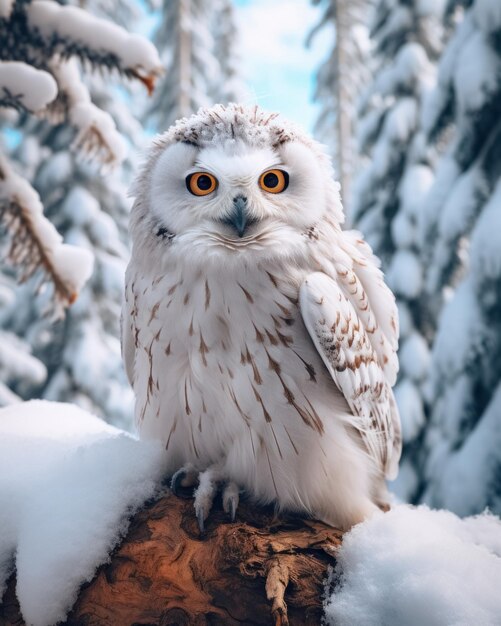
[
  {"xmin": 133, "ymin": 262, "xmax": 326, "ymax": 432},
  {"xmin": 142, "ymin": 264, "xmax": 302, "ymax": 365}
]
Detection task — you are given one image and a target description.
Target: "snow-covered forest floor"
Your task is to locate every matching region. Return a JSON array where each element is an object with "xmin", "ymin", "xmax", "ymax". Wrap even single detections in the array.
[{"xmin": 1, "ymin": 0, "xmax": 501, "ymax": 624}]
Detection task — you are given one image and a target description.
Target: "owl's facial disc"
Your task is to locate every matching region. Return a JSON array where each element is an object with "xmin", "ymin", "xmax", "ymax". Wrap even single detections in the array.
[{"xmin": 149, "ymin": 139, "xmax": 328, "ymax": 259}]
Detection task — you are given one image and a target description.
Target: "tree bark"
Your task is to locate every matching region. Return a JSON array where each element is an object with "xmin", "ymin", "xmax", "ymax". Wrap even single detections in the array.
[{"xmin": 0, "ymin": 492, "xmax": 343, "ymax": 626}]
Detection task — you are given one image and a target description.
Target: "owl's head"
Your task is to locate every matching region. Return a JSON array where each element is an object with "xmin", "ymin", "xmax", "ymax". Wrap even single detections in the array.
[{"xmin": 131, "ymin": 104, "xmax": 344, "ymax": 268}]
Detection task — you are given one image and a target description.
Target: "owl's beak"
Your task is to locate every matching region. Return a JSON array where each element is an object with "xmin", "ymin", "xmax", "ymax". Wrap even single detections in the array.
[{"xmin": 224, "ymin": 195, "xmax": 252, "ymax": 238}]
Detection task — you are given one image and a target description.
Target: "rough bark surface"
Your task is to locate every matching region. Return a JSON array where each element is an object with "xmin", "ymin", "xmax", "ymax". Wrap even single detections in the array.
[{"xmin": 0, "ymin": 491, "xmax": 343, "ymax": 626}]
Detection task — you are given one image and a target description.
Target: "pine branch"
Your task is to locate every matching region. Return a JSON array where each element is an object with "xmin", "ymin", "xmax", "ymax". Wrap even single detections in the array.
[
  {"xmin": 49, "ymin": 58, "xmax": 126, "ymax": 166},
  {"xmin": 0, "ymin": 156, "xmax": 94, "ymax": 316},
  {"xmin": 0, "ymin": 0, "xmax": 161, "ymax": 311},
  {"xmin": 26, "ymin": 1, "xmax": 162, "ymax": 91}
]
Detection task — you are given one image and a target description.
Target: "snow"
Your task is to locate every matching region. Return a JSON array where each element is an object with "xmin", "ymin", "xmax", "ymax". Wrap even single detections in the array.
[
  {"xmin": 438, "ymin": 168, "xmax": 485, "ymax": 244},
  {"xmin": 0, "ymin": 0, "xmax": 14, "ymax": 18},
  {"xmin": 0, "ymin": 382, "xmax": 20, "ymax": 406},
  {"xmin": 430, "ymin": 279, "xmax": 481, "ymax": 390},
  {"xmin": 36, "ymin": 152, "xmax": 73, "ymax": 189},
  {"xmin": 373, "ymin": 43, "xmax": 435, "ymax": 97},
  {"xmin": 71, "ymin": 102, "xmax": 127, "ymax": 166},
  {"xmin": 52, "ymin": 60, "xmax": 127, "ymax": 166},
  {"xmin": 0, "ymin": 332, "xmax": 47, "ymax": 387},
  {"xmin": 394, "ymin": 379, "xmax": 425, "ymax": 443},
  {"xmin": 384, "ymin": 97, "xmax": 418, "ymax": 144},
  {"xmin": 0, "ymin": 400, "xmax": 167, "ymax": 626},
  {"xmin": 470, "ymin": 178, "xmax": 501, "ymax": 281},
  {"xmin": 415, "ymin": 0, "xmax": 446, "ymax": 17},
  {"xmin": 0, "ymin": 62, "xmax": 57, "ymax": 112},
  {"xmin": 419, "ymin": 155, "xmax": 461, "ymax": 250},
  {"xmin": 324, "ymin": 505, "xmax": 501, "ymax": 626},
  {"xmin": 396, "ymin": 300, "xmax": 413, "ymax": 339},
  {"xmin": 473, "ymin": 0, "xmax": 501, "ymax": 34},
  {"xmin": 422, "ymin": 384, "xmax": 501, "ymax": 516},
  {"xmin": 391, "ymin": 211, "xmax": 415, "ymax": 248},
  {"xmin": 390, "ymin": 458, "xmax": 419, "ymax": 502},
  {"xmin": 453, "ymin": 30, "xmax": 501, "ymax": 116},
  {"xmin": 399, "ymin": 332, "xmax": 430, "ymax": 383},
  {"xmin": 386, "ymin": 249, "xmax": 423, "ymax": 299},
  {"xmin": 398, "ymin": 164, "xmax": 434, "ymax": 218},
  {"xmin": 27, "ymin": 1, "xmax": 161, "ymax": 77}
]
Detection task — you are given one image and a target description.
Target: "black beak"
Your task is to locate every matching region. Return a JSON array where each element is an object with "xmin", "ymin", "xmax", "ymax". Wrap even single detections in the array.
[{"xmin": 223, "ymin": 195, "xmax": 251, "ymax": 238}]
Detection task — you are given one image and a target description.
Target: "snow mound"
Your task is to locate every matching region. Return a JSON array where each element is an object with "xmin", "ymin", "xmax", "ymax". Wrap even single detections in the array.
[
  {"xmin": 324, "ymin": 505, "xmax": 501, "ymax": 626},
  {"xmin": 0, "ymin": 400, "xmax": 167, "ymax": 626}
]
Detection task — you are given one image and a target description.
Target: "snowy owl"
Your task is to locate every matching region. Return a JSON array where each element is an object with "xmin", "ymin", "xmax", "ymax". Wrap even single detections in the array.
[{"xmin": 123, "ymin": 104, "xmax": 401, "ymax": 531}]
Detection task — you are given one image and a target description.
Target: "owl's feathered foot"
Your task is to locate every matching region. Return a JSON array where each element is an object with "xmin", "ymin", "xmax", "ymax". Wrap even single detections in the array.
[{"xmin": 170, "ymin": 465, "xmax": 240, "ymax": 533}]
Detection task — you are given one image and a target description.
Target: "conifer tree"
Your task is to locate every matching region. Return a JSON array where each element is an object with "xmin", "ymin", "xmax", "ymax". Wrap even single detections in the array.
[
  {"xmin": 309, "ymin": 0, "xmax": 372, "ymax": 209},
  {"xmin": 350, "ymin": 0, "xmax": 445, "ymax": 500},
  {"xmin": 418, "ymin": 0, "xmax": 501, "ymax": 515},
  {"xmin": 211, "ymin": 0, "xmax": 246, "ymax": 104},
  {"xmin": 148, "ymin": 0, "xmax": 243, "ymax": 133},
  {"xmin": 148, "ymin": 0, "xmax": 218, "ymax": 131},
  {"xmin": 0, "ymin": 0, "xmax": 160, "ymax": 422}
]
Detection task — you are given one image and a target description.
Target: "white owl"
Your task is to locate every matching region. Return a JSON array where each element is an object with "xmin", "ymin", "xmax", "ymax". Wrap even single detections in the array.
[{"xmin": 123, "ymin": 104, "xmax": 401, "ymax": 531}]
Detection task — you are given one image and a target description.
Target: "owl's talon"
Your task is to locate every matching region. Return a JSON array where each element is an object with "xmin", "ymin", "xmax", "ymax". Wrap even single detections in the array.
[
  {"xmin": 193, "ymin": 467, "xmax": 218, "ymax": 535},
  {"xmin": 170, "ymin": 465, "xmax": 197, "ymax": 496},
  {"xmin": 196, "ymin": 507, "xmax": 205, "ymax": 534},
  {"xmin": 222, "ymin": 481, "xmax": 239, "ymax": 522},
  {"xmin": 170, "ymin": 469, "xmax": 186, "ymax": 496}
]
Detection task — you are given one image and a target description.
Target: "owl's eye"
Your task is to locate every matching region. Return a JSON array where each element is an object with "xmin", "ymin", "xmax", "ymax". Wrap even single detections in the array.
[
  {"xmin": 259, "ymin": 169, "xmax": 289, "ymax": 194},
  {"xmin": 186, "ymin": 172, "xmax": 218, "ymax": 196}
]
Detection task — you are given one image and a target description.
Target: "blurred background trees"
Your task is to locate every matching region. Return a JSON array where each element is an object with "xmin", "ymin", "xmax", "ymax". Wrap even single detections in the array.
[{"xmin": 1, "ymin": 0, "xmax": 500, "ymax": 515}]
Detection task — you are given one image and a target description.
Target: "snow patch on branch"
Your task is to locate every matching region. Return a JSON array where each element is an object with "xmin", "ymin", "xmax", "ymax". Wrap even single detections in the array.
[{"xmin": 0, "ymin": 62, "xmax": 57, "ymax": 112}]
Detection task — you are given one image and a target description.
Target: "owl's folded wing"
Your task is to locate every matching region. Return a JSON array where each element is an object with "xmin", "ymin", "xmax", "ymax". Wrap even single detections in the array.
[{"xmin": 299, "ymin": 271, "xmax": 401, "ymax": 479}]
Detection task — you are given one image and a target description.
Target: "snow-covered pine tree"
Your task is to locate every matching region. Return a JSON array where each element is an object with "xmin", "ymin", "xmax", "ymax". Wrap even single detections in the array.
[
  {"xmin": 0, "ymin": 0, "xmax": 160, "ymax": 420},
  {"xmin": 350, "ymin": 0, "xmax": 446, "ymax": 500},
  {"xmin": 418, "ymin": 0, "xmax": 501, "ymax": 515},
  {"xmin": 148, "ymin": 0, "xmax": 218, "ymax": 131},
  {"xmin": 308, "ymin": 0, "xmax": 372, "ymax": 210}
]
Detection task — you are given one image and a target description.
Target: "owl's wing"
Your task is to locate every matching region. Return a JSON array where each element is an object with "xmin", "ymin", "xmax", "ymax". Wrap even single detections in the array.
[
  {"xmin": 121, "ymin": 298, "xmax": 135, "ymax": 387},
  {"xmin": 299, "ymin": 271, "xmax": 401, "ymax": 479},
  {"xmin": 337, "ymin": 231, "xmax": 399, "ymax": 387}
]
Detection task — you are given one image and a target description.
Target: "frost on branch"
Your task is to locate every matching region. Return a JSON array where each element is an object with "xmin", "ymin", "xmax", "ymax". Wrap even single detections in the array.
[
  {"xmin": 0, "ymin": 0, "xmax": 161, "ymax": 310},
  {"xmin": 0, "ymin": 156, "xmax": 94, "ymax": 315}
]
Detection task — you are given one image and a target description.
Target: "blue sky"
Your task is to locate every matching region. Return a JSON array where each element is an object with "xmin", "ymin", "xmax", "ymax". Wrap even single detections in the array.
[{"xmin": 234, "ymin": 0, "xmax": 330, "ymax": 133}]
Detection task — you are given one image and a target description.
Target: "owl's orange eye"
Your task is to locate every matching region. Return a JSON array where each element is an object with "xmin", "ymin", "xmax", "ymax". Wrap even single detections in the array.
[
  {"xmin": 259, "ymin": 169, "xmax": 289, "ymax": 194},
  {"xmin": 186, "ymin": 172, "xmax": 218, "ymax": 196}
]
